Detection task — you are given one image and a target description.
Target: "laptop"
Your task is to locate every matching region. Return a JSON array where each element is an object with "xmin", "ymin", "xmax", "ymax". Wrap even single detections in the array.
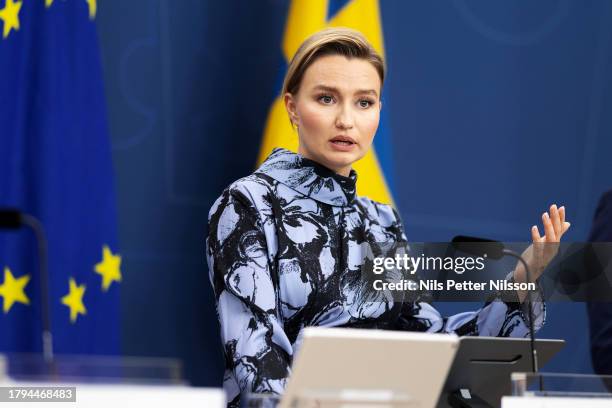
[{"xmin": 281, "ymin": 327, "xmax": 459, "ymax": 408}]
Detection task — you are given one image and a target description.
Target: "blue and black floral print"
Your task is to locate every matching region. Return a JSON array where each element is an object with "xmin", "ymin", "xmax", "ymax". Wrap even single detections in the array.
[{"xmin": 205, "ymin": 147, "xmax": 544, "ymax": 407}]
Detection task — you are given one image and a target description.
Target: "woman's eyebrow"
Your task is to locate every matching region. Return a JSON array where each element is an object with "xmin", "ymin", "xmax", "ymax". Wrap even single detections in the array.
[
  {"xmin": 313, "ymin": 85, "xmax": 378, "ymax": 97},
  {"xmin": 313, "ymin": 85, "xmax": 338, "ymax": 93},
  {"xmin": 357, "ymin": 89, "xmax": 379, "ymax": 97}
]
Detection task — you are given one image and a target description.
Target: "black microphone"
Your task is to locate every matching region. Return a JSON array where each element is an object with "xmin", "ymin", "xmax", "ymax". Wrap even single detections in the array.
[
  {"xmin": 0, "ymin": 209, "xmax": 54, "ymax": 363},
  {"xmin": 452, "ymin": 235, "xmax": 505, "ymax": 260},
  {"xmin": 451, "ymin": 235, "xmax": 539, "ymax": 374},
  {"xmin": 0, "ymin": 209, "xmax": 22, "ymax": 229}
]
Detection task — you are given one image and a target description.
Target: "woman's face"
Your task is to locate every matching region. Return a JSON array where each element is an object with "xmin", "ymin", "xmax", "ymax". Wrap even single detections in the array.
[{"xmin": 285, "ymin": 54, "xmax": 382, "ymax": 177}]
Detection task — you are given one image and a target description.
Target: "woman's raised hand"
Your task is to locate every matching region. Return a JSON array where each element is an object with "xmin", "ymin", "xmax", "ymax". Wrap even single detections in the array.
[{"xmin": 513, "ymin": 204, "xmax": 571, "ymax": 295}]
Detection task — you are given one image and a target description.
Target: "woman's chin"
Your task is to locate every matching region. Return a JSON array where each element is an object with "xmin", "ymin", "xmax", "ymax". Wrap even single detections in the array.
[{"xmin": 322, "ymin": 150, "xmax": 360, "ymax": 171}]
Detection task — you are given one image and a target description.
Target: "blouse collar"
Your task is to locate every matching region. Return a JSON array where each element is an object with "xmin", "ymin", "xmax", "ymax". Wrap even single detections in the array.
[{"xmin": 255, "ymin": 147, "xmax": 357, "ymax": 206}]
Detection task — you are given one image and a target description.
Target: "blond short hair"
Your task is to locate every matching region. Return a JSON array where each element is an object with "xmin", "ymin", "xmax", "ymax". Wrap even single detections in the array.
[{"xmin": 282, "ymin": 27, "xmax": 385, "ymax": 97}]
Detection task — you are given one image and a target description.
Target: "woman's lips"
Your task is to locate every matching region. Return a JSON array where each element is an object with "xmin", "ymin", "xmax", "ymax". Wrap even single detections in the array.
[{"xmin": 329, "ymin": 138, "xmax": 357, "ymax": 152}]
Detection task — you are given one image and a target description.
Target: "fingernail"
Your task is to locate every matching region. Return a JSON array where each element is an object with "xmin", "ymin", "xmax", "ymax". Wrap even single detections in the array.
[
  {"xmin": 560, "ymin": 206, "xmax": 565, "ymax": 211},
  {"xmin": 544, "ymin": 213, "xmax": 549, "ymax": 219}
]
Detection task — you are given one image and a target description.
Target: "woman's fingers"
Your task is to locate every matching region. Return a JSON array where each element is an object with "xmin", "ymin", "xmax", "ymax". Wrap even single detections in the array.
[
  {"xmin": 559, "ymin": 206, "xmax": 566, "ymax": 225},
  {"xmin": 550, "ymin": 204, "xmax": 562, "ymax": 238},
  {"xmin": 531, "ymin": 225, "xmax": 542, "ymax": 242},
  {"xmin": 532, "ymin": 204, "xmax": 570, "ymax": 242},
  {"xmin": 563, "ymin": 221, "xmax": 571, "ymax": 233},
  {"xmin": 542, "ymin": 211, "xmax": 557, "ymax": 241},
  {"xmin": 559, "ymin": 206, "xmax": 571, "ymax": 237}
]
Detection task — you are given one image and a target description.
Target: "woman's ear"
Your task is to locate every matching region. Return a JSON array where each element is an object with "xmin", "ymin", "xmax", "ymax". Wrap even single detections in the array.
[{"xmin": 284, "ymin": 92, "xmax": 299, "ymax": 126}]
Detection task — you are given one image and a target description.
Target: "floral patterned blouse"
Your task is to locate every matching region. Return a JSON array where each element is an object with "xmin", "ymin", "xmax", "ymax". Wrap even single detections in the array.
[{"xmin": 205, "ymin": 147, "xmax": 544, "ymax": 407}]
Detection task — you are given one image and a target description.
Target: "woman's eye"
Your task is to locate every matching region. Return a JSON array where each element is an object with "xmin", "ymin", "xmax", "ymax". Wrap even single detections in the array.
[
  {"xmin": 318, "ymin": 95, "xmax": 334, "ymax": 104},
  {"xmin": 358, "ymin": 99, "xmax": 374, "ymax": 108}
]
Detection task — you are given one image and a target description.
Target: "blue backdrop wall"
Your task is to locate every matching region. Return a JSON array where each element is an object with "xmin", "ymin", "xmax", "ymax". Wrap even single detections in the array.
[{"xmin": 96, "ymin": 0, "xmax": 612, "ymax": 386}]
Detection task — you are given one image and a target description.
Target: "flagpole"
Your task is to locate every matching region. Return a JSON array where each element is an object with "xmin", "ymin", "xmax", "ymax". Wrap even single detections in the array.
[{"xmin": 0, "ymin": 210, "xmax": 54, "ymax": 364}]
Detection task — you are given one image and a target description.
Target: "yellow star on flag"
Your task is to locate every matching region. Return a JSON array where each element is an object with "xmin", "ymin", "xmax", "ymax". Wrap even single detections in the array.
[
  {"xmin": 0, "ymin": 0, "xmax": 22, "ymax": 39},
  {"xmin": 94, "ymin": 245, "xmax": 122, "ymax": 291},
  {"xmin": 45, "ymin": 0, "xmax": 53, "ymax": 8},
  {"xmin": 61, "ymin": 278, "xmax": 86, "ymax": 323},
  {"xmin": 0, "ymin": 266, "xmax": 30, "ymax": 313},
  {"xmin": 85, "ymin": 0, "xmax": 96, "ymax": 20}
]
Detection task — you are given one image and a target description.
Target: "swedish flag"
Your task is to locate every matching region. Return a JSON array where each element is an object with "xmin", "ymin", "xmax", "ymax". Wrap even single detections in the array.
[
  {"xmin": 258, "ymin": 0, "xmax": 394, "ymax": 204},
  {"xmin": 0, "ymin": 0, "xmax": 120, "ymax": 356}
]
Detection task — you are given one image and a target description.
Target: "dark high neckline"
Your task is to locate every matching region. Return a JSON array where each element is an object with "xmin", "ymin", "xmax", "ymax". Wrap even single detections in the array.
[
  {"xmin": 255, "ymin": 147, "xmax": 358, "ymax": 206},
  {"xmin": 300, "ymin": 156, "xmax": 357, "ymax": 201}
]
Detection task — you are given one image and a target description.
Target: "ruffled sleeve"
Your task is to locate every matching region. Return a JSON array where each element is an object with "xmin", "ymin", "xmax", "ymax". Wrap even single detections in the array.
[{"xmin": 206, "ymin": 184, "xmax": 292, "ymax": 404}]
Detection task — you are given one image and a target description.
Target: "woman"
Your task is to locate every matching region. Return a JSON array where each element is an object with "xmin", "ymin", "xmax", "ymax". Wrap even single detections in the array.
[{"xmin": 205, "ymin": 27, "xmax": 570, "ymax": 407}]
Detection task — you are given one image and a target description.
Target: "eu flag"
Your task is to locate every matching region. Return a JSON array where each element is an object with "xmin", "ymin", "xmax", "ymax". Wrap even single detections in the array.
[{"xmin": 0, "ymin": 0, "xmax": 120, "ymax": 356}]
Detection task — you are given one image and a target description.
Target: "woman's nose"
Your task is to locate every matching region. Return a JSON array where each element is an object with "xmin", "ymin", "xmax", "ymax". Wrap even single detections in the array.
[{"xmin": 335, "ymin": 104, "xmax": 354, "ymax": 129}]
